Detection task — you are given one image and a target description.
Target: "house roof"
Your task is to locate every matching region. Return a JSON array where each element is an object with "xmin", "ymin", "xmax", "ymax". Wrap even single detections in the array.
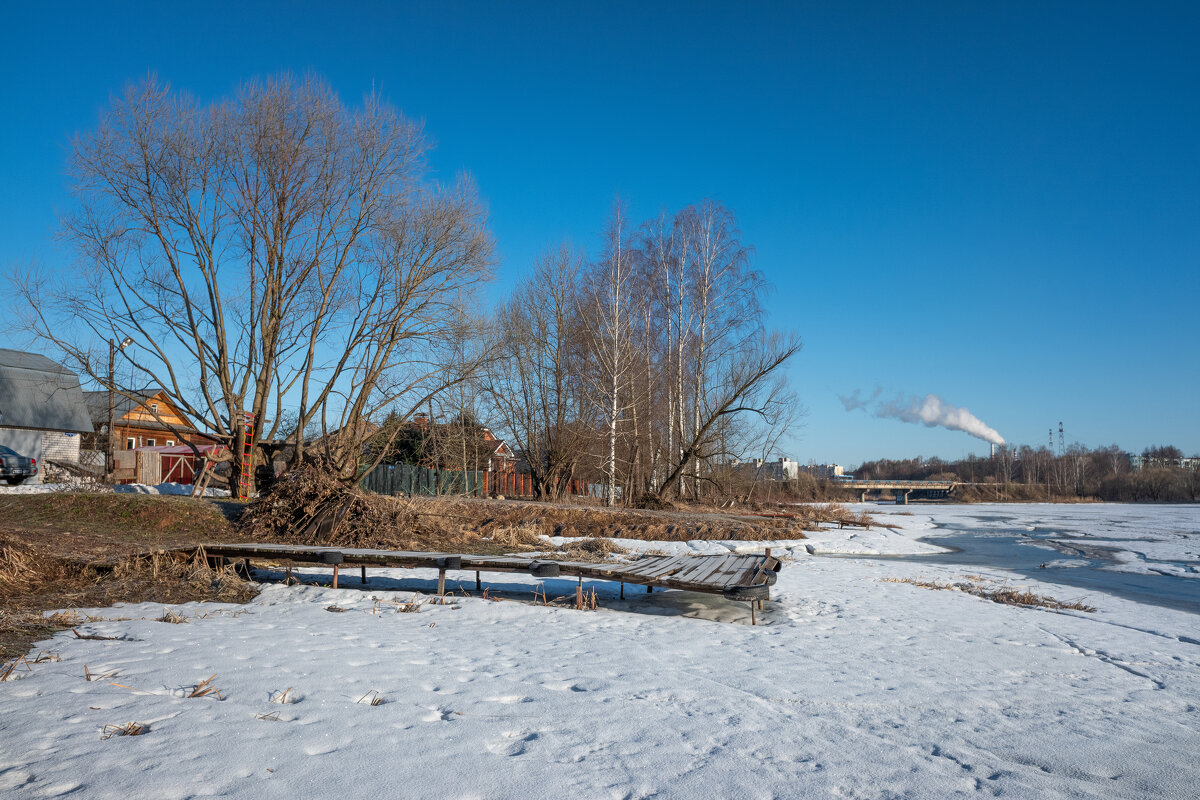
[
  {"xmin": 0, "ymin": 348, "xmax": 95, "ymax": 433},
  {"xmin": 83, "ymin": 388, "xmax": 198, "ymax": 434}
]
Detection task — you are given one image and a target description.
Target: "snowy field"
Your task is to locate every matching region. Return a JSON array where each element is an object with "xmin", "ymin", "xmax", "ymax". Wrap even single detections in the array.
[{"xmin": 2, "ymin": 504, "xmax": 1199, "ymax": 799}]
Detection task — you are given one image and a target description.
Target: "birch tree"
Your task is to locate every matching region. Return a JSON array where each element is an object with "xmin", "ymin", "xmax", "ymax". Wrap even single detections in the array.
[{"xmin": 582, "ymin": 204, "xmax": 634, "ymax": 506}]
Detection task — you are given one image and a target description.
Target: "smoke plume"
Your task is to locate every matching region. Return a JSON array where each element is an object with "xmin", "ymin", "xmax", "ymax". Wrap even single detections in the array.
[{"xmin": 840, "ymin": 389, "xmax": 1005, "ymax": 446}]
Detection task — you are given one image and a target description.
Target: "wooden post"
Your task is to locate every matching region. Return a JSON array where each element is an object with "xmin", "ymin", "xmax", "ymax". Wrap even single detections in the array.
[
  {"xmin": 647, "ymin": 585, "xmax": 653, "ymax": 593},
  {"xmin": 332, "ymin": 564, "xmax": 339, "ymax": 589},
  {"xmin": 762, "ymin": 548, "xmax": 771, "ymax": 611},
  {"xmin": 475, "ymin": 570, "xmax": 482, "ymax": 591},
  {"xmin": 576, "ymin": 576, "xmax": 583, "ymax": 610},
  {"xmin": 437, "ymin": 568, "xmax": 446, "ymax": 596},
  {"xmin": 750, "ymin": 601, "xmax": 757, "ymax": 626},
  {"xmin": 360, "ymin": 566, "xmax": 367, "ymax": 585},
  {"xmin": 620, "ymin": 582, "xmax": 624, "ymax": 599},
  {"xmin": 285, "ymin": 566, "xmax": 292, "ymax": 585}
]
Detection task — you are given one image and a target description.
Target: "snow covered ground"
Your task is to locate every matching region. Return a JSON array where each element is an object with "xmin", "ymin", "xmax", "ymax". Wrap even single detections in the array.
[
  {"xmin": 2, "ymin": 504, "xmax": 1199, "ymax": 798},
  {"xmin": 0, "ymin": 480, "xmax": 229, "ymax": 497}
]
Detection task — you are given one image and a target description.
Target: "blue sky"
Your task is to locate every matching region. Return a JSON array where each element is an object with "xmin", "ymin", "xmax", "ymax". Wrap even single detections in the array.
[{"xmin": 2, "ymin": 1, "xmax": 1197, "ymax": 464}]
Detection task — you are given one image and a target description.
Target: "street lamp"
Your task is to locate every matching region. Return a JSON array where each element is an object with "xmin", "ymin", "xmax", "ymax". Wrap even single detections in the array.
[{"xmin": 106, "ymin": 337, "xmax": 134, "ymax": 481}]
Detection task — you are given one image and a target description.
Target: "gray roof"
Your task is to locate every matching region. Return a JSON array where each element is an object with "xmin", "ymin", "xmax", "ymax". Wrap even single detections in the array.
[{"xmin": 0, "ymin": 349, "xmax": 95, "ymax": 433}]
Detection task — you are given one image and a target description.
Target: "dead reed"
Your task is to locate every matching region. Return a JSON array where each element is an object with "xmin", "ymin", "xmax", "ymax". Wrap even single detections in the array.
[
  {"xmin": 84, "ymin": 665, "xmax": 120, "ymax": 682},
  {"xmin": 0, "ymin": 534, "xmax": 257, "ymax": 659},
  {"xmin": 371, "ymin": 595, "xmax": 424, "ymax": 614},
  {"xmin": 356, "ymin": 690, "xmax": 386, "ymax": 706},
  {"xmin": 885, "ymin": 576, "xmax": 1096, "ymax": 612},
  {"xmin": 72, "ymin": 629, "xmax": 122, "ymax": 641},
  {"xmin": 186, "ymin": 674, "xmax": 223, "ymax": 699},
  {"xmin": 100, "ymin": 721, "xmax": 145, "ymax": 739},
  {"xmin": 0, "ymin": 655, "xmax": 31, "ymax": 681}
]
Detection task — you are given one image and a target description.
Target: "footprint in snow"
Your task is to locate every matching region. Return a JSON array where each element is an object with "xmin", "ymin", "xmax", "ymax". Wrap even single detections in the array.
[
  {"xmin": 486, "ymin": 695, "xmax": 531, "ymax": 704},
  {"xmin": 420, "ymin": 706, "xmax": 459, "ymax": 722},
  {"xmin": 486, "ymin": 730, "xmax": 539, "ymax": 756}
]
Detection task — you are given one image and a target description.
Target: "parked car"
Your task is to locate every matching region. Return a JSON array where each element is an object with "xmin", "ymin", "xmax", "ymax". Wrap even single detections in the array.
[{"xmin": 0, "ymin": 445, "xmax": 38, "ymax": 485}]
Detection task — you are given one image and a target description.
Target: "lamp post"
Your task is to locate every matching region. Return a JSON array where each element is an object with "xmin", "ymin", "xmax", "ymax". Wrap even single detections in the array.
[{"xmin": 106, "ymin": 337, "xmax": 134, "ymax": 481}]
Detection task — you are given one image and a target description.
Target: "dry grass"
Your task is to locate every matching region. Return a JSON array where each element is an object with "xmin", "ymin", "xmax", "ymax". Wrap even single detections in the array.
[
  {"xmin": 0, "ymin": 534, "xmax": 256, "ymax": 659},
  {"xmin": 356, "ymin": 690, "xmax": 386, "ymax": 706},
  {"xmin": 186, "ymin": 674, "xmax": 223, "ymax": 699},
  {"xmin": 0, "ymin": 654, "xmax": 31, "ymax": 681},
  {"xmin": 156, "ymin": 608, "xmax": 188, "ymax": 624},
  {"xmin": 238, "ymin": 465, "xmax": 855, "ymax": 555},
  {"xmin": 254, "ymin": 711, "xmax": 282, "ymax": 722},
  {"xmin": 885, "ymin": 576, "xmax": 1096, "ymax": 612},
  {"xmin": 559, "ymin": 537, "xmax": 628, "ymax": 562},
  {"xmin": 100, "ymin": 721, "xmax": 145, "ymax": 739},
  {"xmin": 269, "ymin": 687, "xmax": 294, "ymax": 704},
  {"xmin": 0, "ymin": 493, "xmax": 238, "ymax": 554},
  {"xmin": 84, "ymin": 664, "xmax": 120, "ymax": 682},
  {"xmin": 372, "ymin": 595, "xmax": 423, "ymax": 614},
  {"xmin": 487, "ymin": 524, "xmax": 544, "ymax": 550}
]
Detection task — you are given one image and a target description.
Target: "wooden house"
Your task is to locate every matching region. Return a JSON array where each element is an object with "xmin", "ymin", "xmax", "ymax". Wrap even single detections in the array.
[{"xmin": 84, "ymin": 388, "xmax": 213, "ymax": 451}]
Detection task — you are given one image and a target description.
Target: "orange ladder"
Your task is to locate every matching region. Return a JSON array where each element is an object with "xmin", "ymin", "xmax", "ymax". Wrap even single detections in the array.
[{"xmin": 238, "ymin": 412, "xmax": 254, "ymax": 500}]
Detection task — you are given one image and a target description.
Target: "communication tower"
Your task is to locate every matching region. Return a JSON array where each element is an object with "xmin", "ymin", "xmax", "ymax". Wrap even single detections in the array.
[{"xmin": 1058, "ymin": 422, "xmax": 1065, "ymax": 455}]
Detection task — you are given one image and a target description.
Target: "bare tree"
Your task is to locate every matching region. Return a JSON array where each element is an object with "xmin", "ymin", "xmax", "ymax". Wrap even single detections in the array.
[
  {"xmin": 581, "ymin": 202, "xmax": 634, "ymax": 506},
  {"xmin": 14, "ymin": 74, "xmax": 492, "ymax": 489},
  {"xmin": 652, "ymin": 330, "xmax": 802, "ymax": 499},
  {"xmin": 483, "ymin": 245, "xmax": 593, "ymax": 500}
]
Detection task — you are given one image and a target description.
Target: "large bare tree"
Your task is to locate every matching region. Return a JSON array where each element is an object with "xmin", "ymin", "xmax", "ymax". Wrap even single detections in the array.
[
  {"xmin": 483, "ymin": 245, "xmax": 593, "ymax": 500},
  {"xmin": 14, "ymin": 74, "xmax": 492, "ymax": 488}
]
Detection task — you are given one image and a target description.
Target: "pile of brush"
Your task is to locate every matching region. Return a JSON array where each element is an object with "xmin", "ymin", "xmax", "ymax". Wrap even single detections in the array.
[{"xmin": 239, "ymin": 464, "xmax": 408, "ymax": 548}]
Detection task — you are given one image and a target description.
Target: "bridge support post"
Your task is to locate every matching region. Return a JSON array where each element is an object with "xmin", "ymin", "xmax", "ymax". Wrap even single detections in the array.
[
  {"xmin": 860, "ymin": 491, "xmax": 867, "ymax": 503},
  {"xmin": 895, "ymin": 490, "xmax": 909, "ymax": 505}
]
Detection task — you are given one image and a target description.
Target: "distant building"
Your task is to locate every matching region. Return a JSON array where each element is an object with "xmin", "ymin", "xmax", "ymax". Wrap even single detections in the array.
[
  {"xmin": 0, "ymin": 348, "xmax": 94, "ymax": 480},
  {"xmin": 730, "ymin": 457, "xmax": 799, "ymax": 481},
  {"xmin": 1128, "ymin": 453, "xmax": 1200, "ymax": 471},
  {"xmin": 801, "ymin": 463, "xmax": 845, "ymax": 479}
]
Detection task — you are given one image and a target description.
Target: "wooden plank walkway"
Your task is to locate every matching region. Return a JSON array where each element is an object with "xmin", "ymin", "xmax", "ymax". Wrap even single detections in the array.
[{"xmin": 196, "ymin": 543, "xmax": 783, "ymax": 622}]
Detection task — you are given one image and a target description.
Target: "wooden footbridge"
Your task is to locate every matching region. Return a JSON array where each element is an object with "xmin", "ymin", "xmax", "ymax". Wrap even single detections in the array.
[{"xmin": 198, "ymin": 543, "xmax": 783, "ymax": 624}]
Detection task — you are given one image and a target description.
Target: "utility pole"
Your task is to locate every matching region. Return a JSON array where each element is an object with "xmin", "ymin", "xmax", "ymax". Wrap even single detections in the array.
[{"xmin": 106, "ymin": 337, "xmax": 133, "ymax": 482}]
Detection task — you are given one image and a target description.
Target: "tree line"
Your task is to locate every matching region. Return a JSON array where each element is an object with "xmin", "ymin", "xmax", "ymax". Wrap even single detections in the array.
[
  {"xmin": 14, "ymin": 74, "xmax": 801, "ymax": 502},
  {"xmin": 853, "ymin": 444, "xmax": 1200, "ymax": 502}
]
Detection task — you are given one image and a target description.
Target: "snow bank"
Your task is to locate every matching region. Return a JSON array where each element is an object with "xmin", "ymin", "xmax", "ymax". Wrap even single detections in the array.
[{"xmin": 0, "ymin": 481, "xmax": 229, "ymax": 497}]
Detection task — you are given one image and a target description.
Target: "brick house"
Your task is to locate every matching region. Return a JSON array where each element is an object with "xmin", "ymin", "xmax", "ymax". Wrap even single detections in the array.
[{"xmin": 0, "ymin": 348, "xmax": 94, "ymax": 481}]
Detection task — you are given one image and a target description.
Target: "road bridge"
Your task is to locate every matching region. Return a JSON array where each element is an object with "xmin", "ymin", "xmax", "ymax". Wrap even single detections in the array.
[{"xmin": 834, "ymin": 479, "xmax": 957, "ymax": 504}]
